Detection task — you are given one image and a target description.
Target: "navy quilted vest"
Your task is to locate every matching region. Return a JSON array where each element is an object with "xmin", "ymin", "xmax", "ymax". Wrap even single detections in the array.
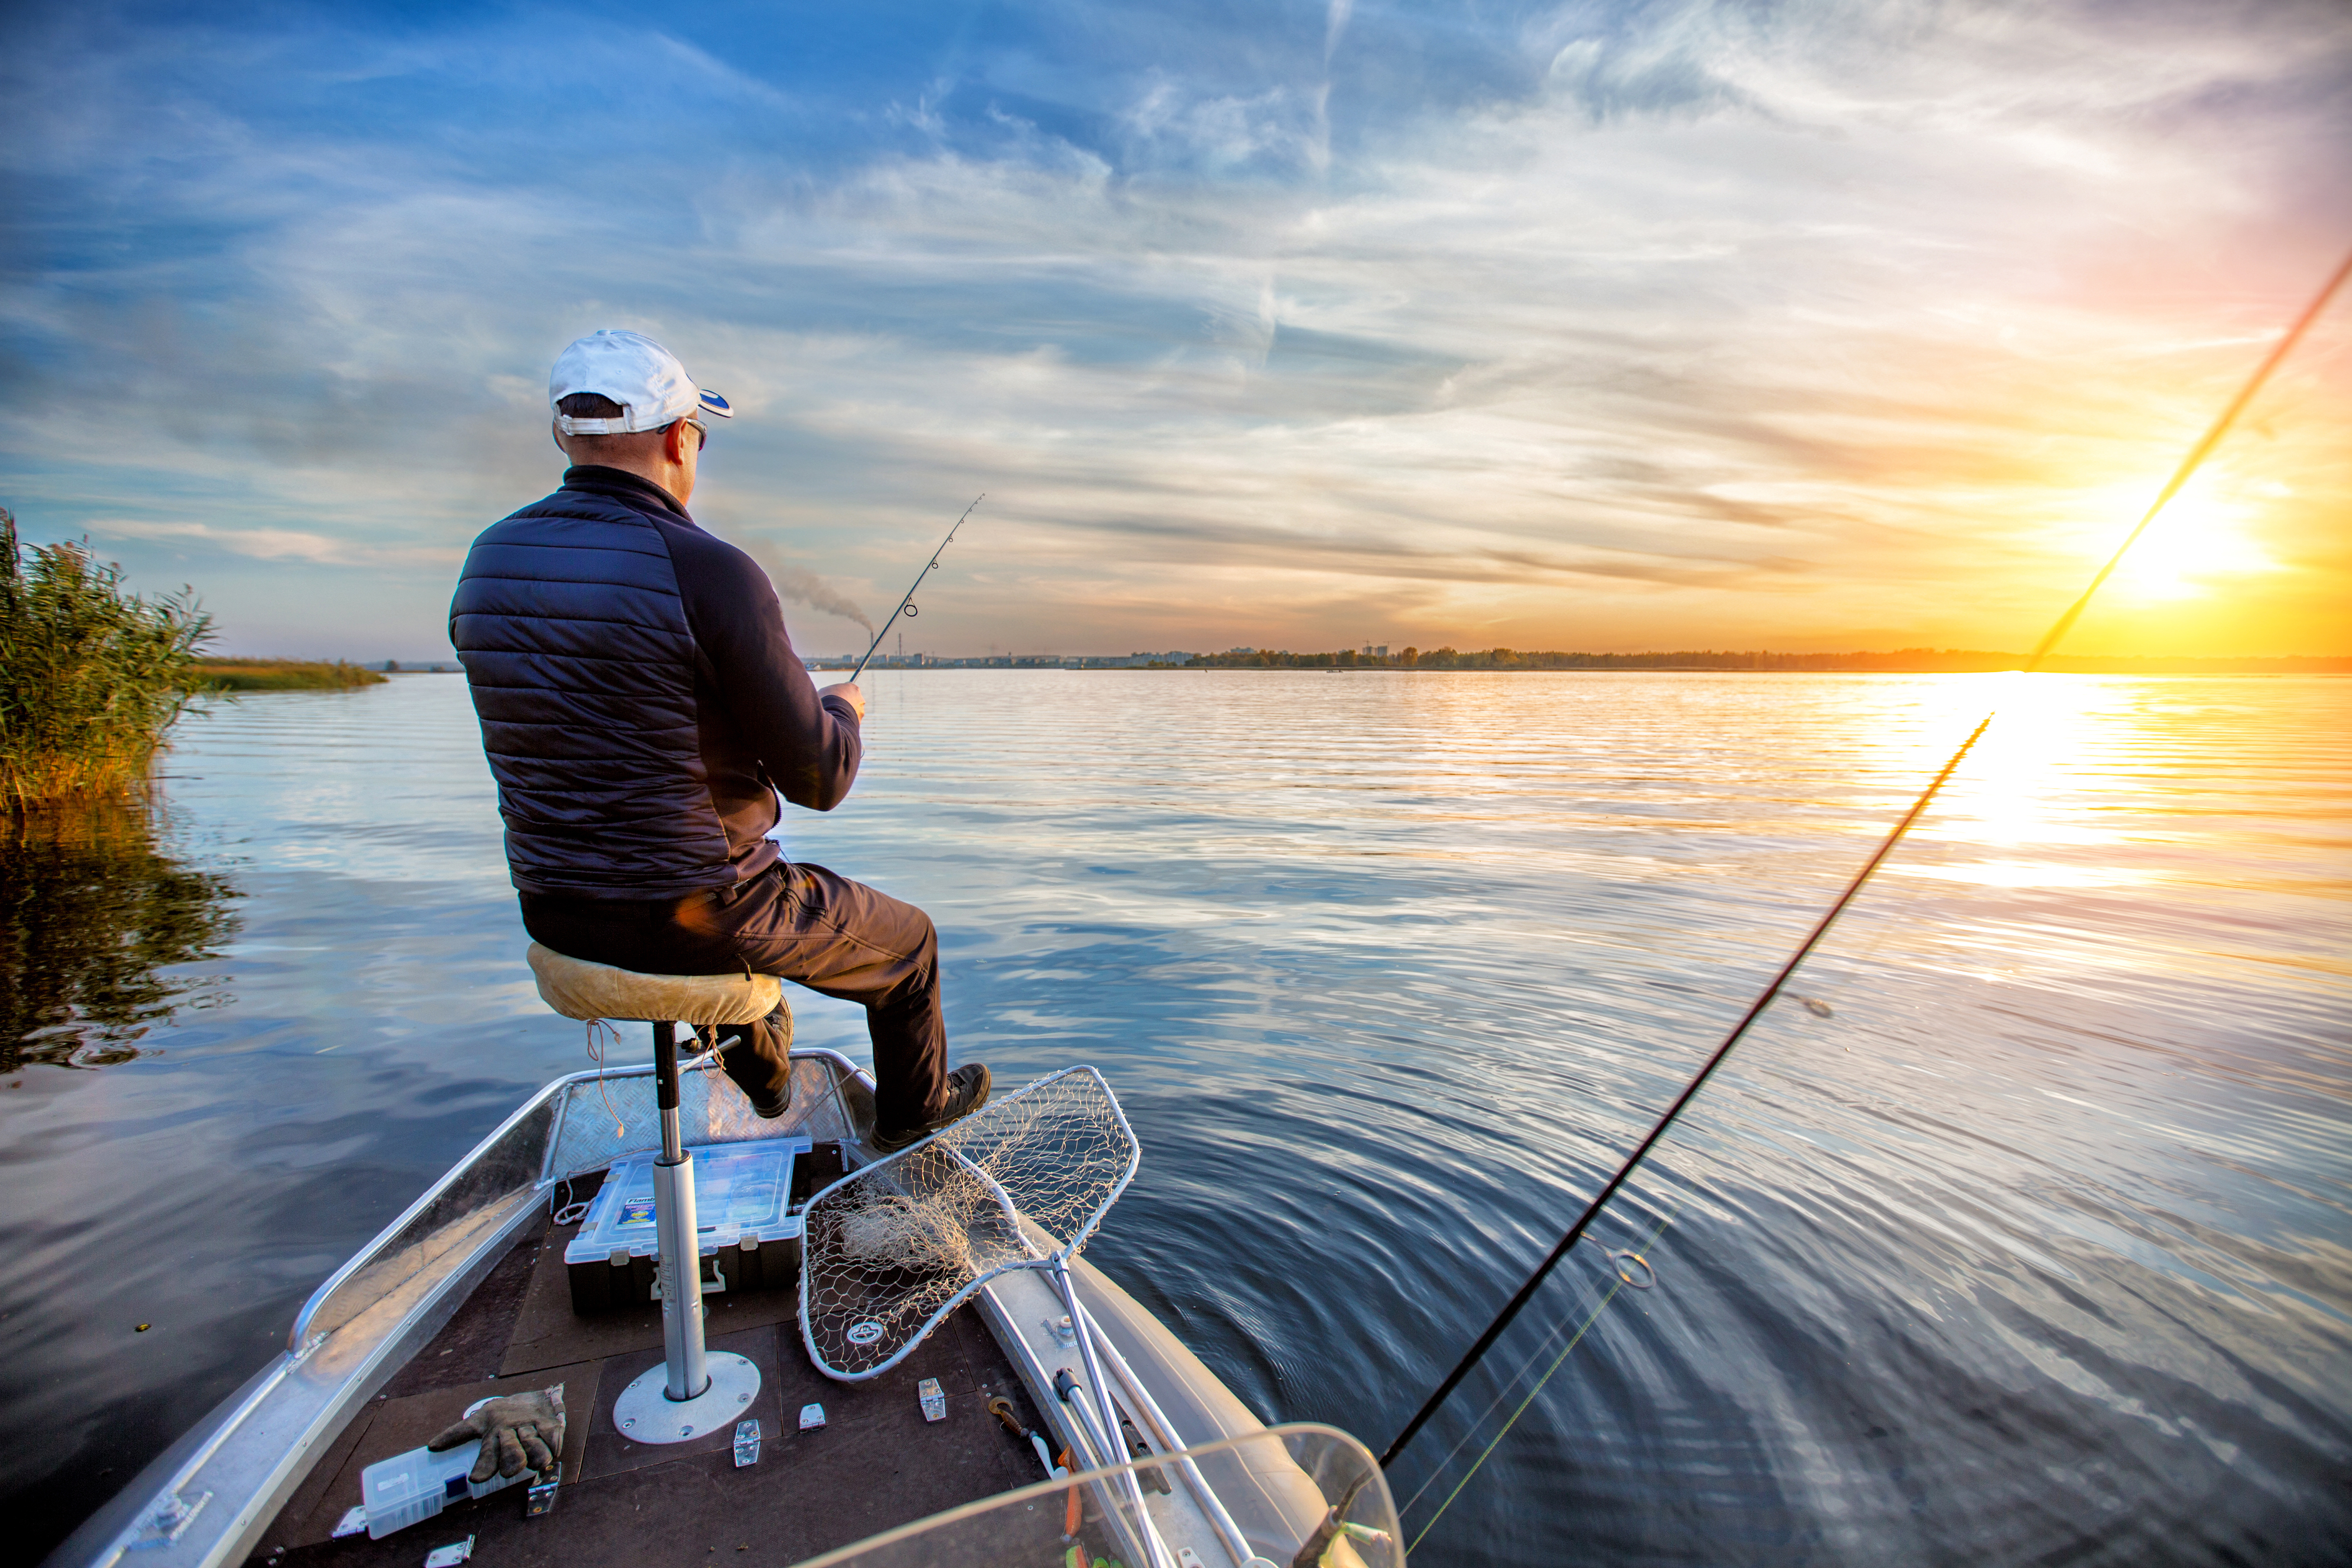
[{"xmin": 452, "ymin": 485, "xmax": 745, "ymax": 897}]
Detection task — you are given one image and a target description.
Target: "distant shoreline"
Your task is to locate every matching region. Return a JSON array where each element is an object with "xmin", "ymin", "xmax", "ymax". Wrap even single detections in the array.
[
  {"xmin": 807, "ymin": 654, "xmax": 2352, "ymax": 676},
  {"xmin": 231, "ymin": 654, "xmax": 2352, "ymax": 678}
]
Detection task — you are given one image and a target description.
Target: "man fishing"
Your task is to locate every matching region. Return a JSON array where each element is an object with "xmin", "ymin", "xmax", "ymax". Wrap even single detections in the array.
[{"xmin": 450, "ymin": 328, "xmax": 989, "ymax": 1152}]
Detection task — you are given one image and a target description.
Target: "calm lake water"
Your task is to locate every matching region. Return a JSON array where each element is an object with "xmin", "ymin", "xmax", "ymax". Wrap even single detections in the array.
[{"xmin": 5, "ymin": 670, "xmax": 2349, "ymax": 1565}]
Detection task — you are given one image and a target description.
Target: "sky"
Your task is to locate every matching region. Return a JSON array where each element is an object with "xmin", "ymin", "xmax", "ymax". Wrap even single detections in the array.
[{"xmin": 3, "ymin": 0, "xmax": 2349, "ymax": 660}]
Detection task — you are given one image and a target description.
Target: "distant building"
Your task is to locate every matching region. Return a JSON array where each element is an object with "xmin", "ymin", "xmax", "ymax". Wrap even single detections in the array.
[{"xmin": 1361, "ymin": 644, "xmax": 1389, "ymax": 659}]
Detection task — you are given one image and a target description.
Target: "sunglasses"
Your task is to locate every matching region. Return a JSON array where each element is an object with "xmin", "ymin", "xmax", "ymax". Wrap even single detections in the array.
[{"xmin": 680, "ymin": 416, "xmax": 709, "ymax": 452}]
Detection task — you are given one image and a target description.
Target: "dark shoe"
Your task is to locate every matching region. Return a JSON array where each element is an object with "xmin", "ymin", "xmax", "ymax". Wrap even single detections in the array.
[{"xmin": 872, "ymin": 1063, "xmax": 991, "ymax": 1153}]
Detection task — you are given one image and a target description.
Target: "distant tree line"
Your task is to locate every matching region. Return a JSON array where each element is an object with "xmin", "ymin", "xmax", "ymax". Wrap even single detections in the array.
[
  {"xmin": 1187, "ymin": 646, "xmax": 2028, "ymax": 669},
  {"xmin": 1184, "ymin": 646, "xmax": 2351, "ymax": 674}
]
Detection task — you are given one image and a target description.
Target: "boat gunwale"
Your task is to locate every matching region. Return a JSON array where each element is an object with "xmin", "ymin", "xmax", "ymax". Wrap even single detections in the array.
[
  {"xmin": 781, "ymin": 1421, "xmax": 1392, "ymax": 1568},
  {"xmin": 288, "ymin": 1073, "xmax": 566, "ymax": 1356}
]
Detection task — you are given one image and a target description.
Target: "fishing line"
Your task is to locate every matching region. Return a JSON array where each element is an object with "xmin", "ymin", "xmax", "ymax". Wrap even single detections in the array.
[
  {"xmin": 1395, "ymin": 1201, "xmax": 1686, "ymax": 1527},
  {"xmin": 1377, "ymin": 243, "xmax": 2352, "ymax": 1478},
  {"xmin": 585, "ymin": 1017, "xmax": 626, "ymax": 1140},
  {"xmin": 848, "ymin": 495, "xmax": 982, "ymax": 682}
]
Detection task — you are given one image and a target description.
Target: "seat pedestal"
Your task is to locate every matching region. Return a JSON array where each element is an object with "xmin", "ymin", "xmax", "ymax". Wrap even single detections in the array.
[{"xmin": 610, "ymin": 1020, "xmax": 762, "ymax": 1444}]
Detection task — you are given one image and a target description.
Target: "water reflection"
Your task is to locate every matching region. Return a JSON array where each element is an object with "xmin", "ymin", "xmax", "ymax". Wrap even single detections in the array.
[
  {"xmin": 1853, "ymin": 675, "xmax": 2159, "ymax": 887},
  {"xmin": 0, "ymin": 791, "xmax": 240, "ymax": 1071}
]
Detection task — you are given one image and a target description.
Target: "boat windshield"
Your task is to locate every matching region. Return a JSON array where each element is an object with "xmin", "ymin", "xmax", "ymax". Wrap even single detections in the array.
[{"xmin": 795, "ymin": 1422, "xmax": 1402, "ymax": 1568}]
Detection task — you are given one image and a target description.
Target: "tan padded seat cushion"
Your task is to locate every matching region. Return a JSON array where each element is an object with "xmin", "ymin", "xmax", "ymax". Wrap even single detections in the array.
[{"xmin": 527, "ymin": 942, "xmax": 783, "ymax": 1027}]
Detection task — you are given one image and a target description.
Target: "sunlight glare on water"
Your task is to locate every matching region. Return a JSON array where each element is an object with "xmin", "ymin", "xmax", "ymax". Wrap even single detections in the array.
[{"xmin": 2, "ymin": 668, "xmax": 2347, "ymax": 1565}]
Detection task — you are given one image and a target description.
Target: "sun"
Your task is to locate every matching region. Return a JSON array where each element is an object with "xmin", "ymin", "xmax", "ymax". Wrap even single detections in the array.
[{"xmin": 2096, "ymin": 475, "xmax": 2283, "ymax": 602}]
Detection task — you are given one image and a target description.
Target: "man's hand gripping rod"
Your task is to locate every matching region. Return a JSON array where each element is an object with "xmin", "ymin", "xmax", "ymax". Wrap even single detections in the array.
[{"xmin": 849, "ymin": 496, "xmax": 982, "ymax": 681}]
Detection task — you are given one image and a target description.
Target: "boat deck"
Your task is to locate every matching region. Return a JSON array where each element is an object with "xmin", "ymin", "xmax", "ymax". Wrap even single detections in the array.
[{"xmin": 249, "ymin": 1206, "xmax": 1062, "ymax": 1568}]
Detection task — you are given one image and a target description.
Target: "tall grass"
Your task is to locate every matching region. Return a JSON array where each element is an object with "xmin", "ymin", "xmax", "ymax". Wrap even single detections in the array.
[
  {"xmin": 193, "ymin": 657, "xmax": 388, "ymax": 691},
  {"xmin": 0, "ymin": 509, "xmax": 214, "ymax": 810}
]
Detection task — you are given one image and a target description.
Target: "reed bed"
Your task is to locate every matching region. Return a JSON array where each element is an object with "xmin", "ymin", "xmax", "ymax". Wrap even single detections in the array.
[
  {"xmin": 1, "ymin": 512, "xmax": 214, "ymax": 810},
  {"xmin": 192, "ymin": 658, "xmax": 388, "ymax": 692}
]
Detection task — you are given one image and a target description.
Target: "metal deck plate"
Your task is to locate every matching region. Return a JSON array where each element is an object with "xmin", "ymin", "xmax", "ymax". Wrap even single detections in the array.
[{"xmin": 612, "ymin": 1351, "xmax": 762, "ymax": 1444}]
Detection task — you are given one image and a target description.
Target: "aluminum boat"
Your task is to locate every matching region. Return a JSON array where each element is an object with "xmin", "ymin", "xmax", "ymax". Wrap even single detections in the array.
[{"xmin": 47, "ymin": 1031, "xmax": 1403, "ymax": 1568}]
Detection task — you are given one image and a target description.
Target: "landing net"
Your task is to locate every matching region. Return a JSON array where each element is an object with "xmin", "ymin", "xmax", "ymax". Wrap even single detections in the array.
[{"xmin": 800, "ymin": 1065, "xmax": 1138, "ymax": 1380}]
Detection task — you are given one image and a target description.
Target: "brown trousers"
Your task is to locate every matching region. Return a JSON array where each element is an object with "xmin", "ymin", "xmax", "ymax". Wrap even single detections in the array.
[{"xmin": 521, "ymin": 860, "xmax": 948, "ymax": 1130}]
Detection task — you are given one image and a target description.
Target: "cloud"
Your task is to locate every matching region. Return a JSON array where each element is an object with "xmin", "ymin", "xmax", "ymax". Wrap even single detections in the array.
[
  {"xmin": 84, "ymin": 519, "xmax": 462, "ymax": 569},
  {"xmin": 2, "ymin": 0, "xmax": 2348, "ymax": 659}
]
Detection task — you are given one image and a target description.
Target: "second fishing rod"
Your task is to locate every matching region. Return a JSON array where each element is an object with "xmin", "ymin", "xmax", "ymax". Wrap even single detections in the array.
[
  {"xmin": 1377, "ymin": 242, "xmax": 2352, "ymax": 1480},
  {"xmin": 845, "ymin": 496, "xmax": 983, "ymax": 682}
]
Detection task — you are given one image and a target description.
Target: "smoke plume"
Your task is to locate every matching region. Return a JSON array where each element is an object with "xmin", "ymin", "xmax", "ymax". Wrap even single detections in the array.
[{"xmin": 767, "ymin": 562, "xmax": 874, "ymax": 634}]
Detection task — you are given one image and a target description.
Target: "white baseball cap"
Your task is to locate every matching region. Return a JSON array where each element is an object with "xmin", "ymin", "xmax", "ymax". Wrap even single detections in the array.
[{"xmin": 549, "ymin": 329, "xmax": 733, "ymax": 435}]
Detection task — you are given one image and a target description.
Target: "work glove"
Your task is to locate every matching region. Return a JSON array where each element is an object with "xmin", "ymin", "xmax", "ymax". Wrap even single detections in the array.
[{"xmin": 426, "ymin": 1383, "xmax": 566, "ymax": 1483}]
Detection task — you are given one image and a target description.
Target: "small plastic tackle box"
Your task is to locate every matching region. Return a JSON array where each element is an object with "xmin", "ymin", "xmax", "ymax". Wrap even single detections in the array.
[
  {"xmin": 359, "ymin": 1439, "xmax": 519, "ymax": 1539},
  {"xmin": 564, "ymin": 1136, "xmax": 815, "ymax": 1313}
]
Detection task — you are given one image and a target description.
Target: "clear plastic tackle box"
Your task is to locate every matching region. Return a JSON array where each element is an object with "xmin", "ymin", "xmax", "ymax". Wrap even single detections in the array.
[
  {"xmin": 563, "ymin": 1136, "xmax": 813, "ymax": 1312},
  {"xmin": 359, "ymin": 1439, "xmax": 520, "ymax": 1539}
]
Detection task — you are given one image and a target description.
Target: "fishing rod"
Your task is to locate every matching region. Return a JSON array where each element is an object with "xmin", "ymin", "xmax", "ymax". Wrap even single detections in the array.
[
  {"xmin": 1378, "ymin": 243, "xmax": 2352, "ymax": 1475},
  {"xmin": 847, "ymin": 495, "xmax": 983, "ymax": 682}
]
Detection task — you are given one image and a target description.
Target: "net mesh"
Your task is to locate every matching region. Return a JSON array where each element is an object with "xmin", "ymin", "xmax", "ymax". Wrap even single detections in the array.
[{"xmin": 801, "ymin": 1066, "xmax": 1136, "ymax": 1380}]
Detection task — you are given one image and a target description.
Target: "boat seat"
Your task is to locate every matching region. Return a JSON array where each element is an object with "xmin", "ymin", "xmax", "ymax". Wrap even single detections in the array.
[{"xmin": 527, "ymin": 942, "xmax": 784, "ymax": 1028}]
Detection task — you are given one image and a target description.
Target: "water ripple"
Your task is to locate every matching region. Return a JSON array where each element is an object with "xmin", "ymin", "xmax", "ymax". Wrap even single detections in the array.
[{"xmin": 3, "ymin": 670, "xmax": 2347, "ymax": 1564}]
